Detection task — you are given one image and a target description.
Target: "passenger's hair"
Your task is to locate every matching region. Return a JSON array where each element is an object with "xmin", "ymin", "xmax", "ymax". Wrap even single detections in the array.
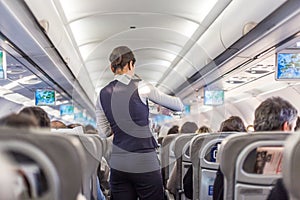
[
  {"xmin": 219, "ymin": 116, "xmax": 246, "ymax": 132},
  {"xmin": 85, "ymin": 124, "xmax": 96, "ymax": 132},
  {"xmin": 295, "ymin": 116, "xmax": 300, "ymax": 131},
  {"xmin": 19, "ymin": 106, "xmax": 50, "ymax": 128},
  {"xmin": 51, "ymin": 120, "xmax": 67, "ymax": 129},
  {"xmin": 84, "ymin": 124, "xmax": 98, "ymax": 134},
  {"xmin": 167, "ymin": 125, "xmax": 179, "ymax": 135},
  {"xmin": 67, "ymin": 123, "xmax": 83, "ymax": 129},
  {"xmin": 109, "ymin": 46, "xmax": 136, "ymax": 73},
  {"xmin": 197, "ymin": 125, "xmax": 212, "ymax": 133},
  {"xmin": 0, "ymin": 113, "xmax": 38, "ymax": 128},
  {"xmin": 180, "ymin": 122, "xmax": 198, "ymax": 134},
  {"xmin": 254, "ymin": 97, "xmax": 298, "ymax": 131}
]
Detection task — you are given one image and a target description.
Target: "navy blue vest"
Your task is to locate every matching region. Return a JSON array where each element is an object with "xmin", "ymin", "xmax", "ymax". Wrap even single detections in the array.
[{"xmin": 100, "ymin": 79, "xmax": 158, "ymax": 153}]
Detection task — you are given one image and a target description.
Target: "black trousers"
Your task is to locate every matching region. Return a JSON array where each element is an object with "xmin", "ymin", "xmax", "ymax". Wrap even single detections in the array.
[{"xmin": 110, "ymin": 168, "xmax": 164, "ymax": 200}]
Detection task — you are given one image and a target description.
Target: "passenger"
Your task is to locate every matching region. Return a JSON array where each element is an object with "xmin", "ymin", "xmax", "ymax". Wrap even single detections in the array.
[
  {"xmin": 180, "ymin": 121, "xmax": 198, "ymax": 133},
  {"xmin": 96, "ymin": 46, "xmax": 184, "ymax": 200},
  {"xmin": 252, "ymin": 97, "xmax": 297, "ymax": 200},
  {"xmin": 167, "ymin": 125, "xmax": 179, "ymax": 135},
  {"xmin": 212, "ymin": 116, "xmax": 246, "ymax": 200},
  {"xmin": 183, "ymin": 125, "xmax": 212, "ymax": 199},
  {"xmin": 19, "ymin": 106, "xmax": 50, "ymax": 128},
  {"xmin": 85, "ymin": 124, "xmax": 97, "ymax": 133},
  {"xmin": 196, "ymin": 125, "xmax": 212, "ymax": 133},
  {"xmin": 50, "ymin": 120, "xmax": 67, "ymax": 129},
  {"xmin": 67, "ymin": 123, "xmax": 83, "ymax": 129},
  {"xmin": 246, "ymin": 124, "xmax": 255, "ymax": 132},
  {"xmin": 0, "ymin": 113, "xmax": 38, "ymax": 128}
]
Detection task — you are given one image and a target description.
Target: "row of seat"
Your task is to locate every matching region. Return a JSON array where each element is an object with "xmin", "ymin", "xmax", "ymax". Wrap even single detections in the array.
[
  {"xmin": 0, "ymin": 126, "xmax": 105, "ymax": 200},
  {"xmin": 161, "ymin": 132, "xmax": 300, "ymax": 200}
]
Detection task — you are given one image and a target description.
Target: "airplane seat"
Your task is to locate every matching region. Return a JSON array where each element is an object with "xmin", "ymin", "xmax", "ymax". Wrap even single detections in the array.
[
  {"xmin": 282, "ymin": 133, "xmax": 300, "ymax": 200},
  {"xmin": 64, "ymin": 133, "xmax": 102, "ymax": 200},
  {"xmin": 219, "ymin": 132, "xmax": 289, "ymax": 200},
  {"xmin": 161, "ymin": 133, "xmax": 180, "ymax": 187},
  {"xmin": 193, "ymin": 132, "xmax": 231, "ymax": 200},
  {"xmin": 85, "ymin": 135, "xmax": 105, "ymax": 199},
  {"xmin": 160, "ymin": 133, "xmax": 180, "ymax": 199},
  {"xmin": 0, "ymin": 127, "xmax": 83, "ymax": 200},
  {"xmin": 172, "ymin": 133, "xmax": 196, "ymax": 200},
  {"xmin": 190, "ymin": 133, "xmax": 210, "ymax": 200}
]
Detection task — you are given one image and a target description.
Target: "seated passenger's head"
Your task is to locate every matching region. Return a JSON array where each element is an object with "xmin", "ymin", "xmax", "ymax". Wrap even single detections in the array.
[
  {"xmin": 254, "ymin": 97, "xmax": 298, "ymax": 131},
  {"xmin": 19, "ymin": 106, "xmax": 50, "ymax": 128},
  {"xmin": 167, "ymin": 125, "xmax": 179, "ymax": 135},
  {"xmin": 180, "ymin": 121, "xmax": 198, "ymax": 134},
  {"xmin": 67, "ymin": 123, "xmax": 83, "ymax": 129},
  {"xmin": 51, "ymin": 120, "xmax": 67, "ymax": 129},
  {"xmin": 0, "ymin": 113, "xmax": 38, "ymax": 128},
  {"xmin": 197, "ymin": 125, "xmax": 212, "ymax": 133},
  {"xmin": 219, "ymin": 116, "xmax": 246, "ymax": 132}
]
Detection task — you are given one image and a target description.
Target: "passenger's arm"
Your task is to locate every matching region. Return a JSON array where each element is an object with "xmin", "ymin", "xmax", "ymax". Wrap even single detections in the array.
[
  {"xmin": 138, "ymin": 81, "xmax": 184, "ymax": 111},
  {"xmin": 96, "ymin": 97, "xmax": 112, "ymax": 138}
]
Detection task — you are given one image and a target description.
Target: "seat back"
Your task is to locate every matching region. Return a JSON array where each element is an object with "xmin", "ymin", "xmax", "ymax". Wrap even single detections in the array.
[
  {"xmin": 219, "ymin": 132, "xmax": 289, "ymax": 200},
  {"xmin": 0, "ymin": 127, "xmax": 83, "ymax": 200},
  {"xmin": 282, "ymin": 133, "xmax": 300, "ymax": 200},
  {"xmin": 161, "ymin": 134, "xmax": 180, "ymax": 186},
  {"xmin": 60, "ymin": 132, "xmax": 102, "ymax": 200},
  {"xmin": 173, "ymin": 133, "xmax": 196, "ymax": 200},
  {"xmin": 190, "ymin": 133, "xmax": 210, "ymax": 199},
  {"xmin": 190, "ymin": 133, "xmax": 231, "ymax": 200}
]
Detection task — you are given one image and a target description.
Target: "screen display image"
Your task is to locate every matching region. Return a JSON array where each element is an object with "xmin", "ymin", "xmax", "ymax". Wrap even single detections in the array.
[
  {"xmin": 35, "ymin": 89, "xmax": 56, "ymax": 106},
  {"xmin": 204, "ymin": 90, "xmax": 224, "ymax": 105},
  {"xmin": 276, "ymin": 53, "xmax": 300, "ymax": 79},
  {"xmin": 60, "ymin": 104, "xmax": 74, "ymax": 116},
  {"xmin": 0, "ymin": 51, "xmax": 3, "ymax": 69}
]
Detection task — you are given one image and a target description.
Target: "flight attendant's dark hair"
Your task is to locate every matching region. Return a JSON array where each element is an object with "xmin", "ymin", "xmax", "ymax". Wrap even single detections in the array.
[{"xmin": 109, "ymin": 46, "xmax": 136, "ymax": 72}]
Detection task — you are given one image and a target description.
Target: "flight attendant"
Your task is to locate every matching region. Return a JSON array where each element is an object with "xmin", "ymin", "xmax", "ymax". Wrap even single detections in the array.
[{"xmin": 96, "ymin": 46, "xmax": 184, "ymax": 200}]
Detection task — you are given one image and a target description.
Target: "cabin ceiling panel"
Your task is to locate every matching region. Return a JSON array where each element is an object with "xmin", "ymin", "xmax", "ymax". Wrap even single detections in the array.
[
  {"xmin": 57, "ymin": 0, "xmax": 218, "ymax": 24},
  {"xmin": 69, "ymin": 14, "xmax": 199, "ymax": 46}
]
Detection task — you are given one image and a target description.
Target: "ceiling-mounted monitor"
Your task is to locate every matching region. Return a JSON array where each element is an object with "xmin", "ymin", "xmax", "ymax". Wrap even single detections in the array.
[
  {"xmin": 35, "ymin": 89, "xmax": 56, "ymax": 106},
  {"xmin": 204, "ymin": 90, "xmax": 224, "ymax": 106},
  {"xmin": 276, "ymin": 51, "xmax": 300, "ymax": 80},
  {"xmin": 60, "ymin": 104, "xmax": 74, "ymax": 116},
  {"xmin": 0, "ymin": 50, "xmax": 7, "ymax": 79}
]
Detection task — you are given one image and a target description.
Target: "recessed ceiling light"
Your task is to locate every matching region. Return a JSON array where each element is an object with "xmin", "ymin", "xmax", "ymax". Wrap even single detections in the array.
[{"xmin": 297, "ymin": 42, "xmax": 300, "ymax": 47}]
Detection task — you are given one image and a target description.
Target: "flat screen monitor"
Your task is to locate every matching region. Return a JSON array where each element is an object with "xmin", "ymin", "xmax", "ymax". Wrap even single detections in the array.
[
  {"xmin": 0, "ymin": 51, "xmax": 6, "ymax": 79},
  {"xmin": 35, "ymin": 89, "xmax": 56, "ymax": 106},
  {"xmin": 184, "ymin": 105, "xmax": 190, "ymax": 114},
  {"xmin": 276, "ymin": 52, "xmax": 300, "ymax": 80},
  {"xmin": 204, "ymin": 90, "xmax": 224, "ymax": 105},
  {"xmin": 60, "ymin": 104, "xmax": 74, "ymax": 116}
]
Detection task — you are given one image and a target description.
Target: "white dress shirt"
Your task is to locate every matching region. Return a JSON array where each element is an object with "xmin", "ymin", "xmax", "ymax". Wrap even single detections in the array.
[{"xmin": 96, "ymin": 74, "xmax": 184, "ymax": 138}]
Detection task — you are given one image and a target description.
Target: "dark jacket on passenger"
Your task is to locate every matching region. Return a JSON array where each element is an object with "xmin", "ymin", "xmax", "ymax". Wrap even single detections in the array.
[
  {"xmin": 183, "ymin": 166, "xmax": 193, "ymax": 199},
  {"xmin": 267, "ymin": 179, "xmax": 288, "ymax": 200},
  {"xmin": 213, "ymin": 167, "xmax": 224, "ymax": 200}
]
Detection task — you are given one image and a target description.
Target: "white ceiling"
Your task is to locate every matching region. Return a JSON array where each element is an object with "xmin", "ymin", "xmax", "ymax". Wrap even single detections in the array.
[{"xmin": 24, "ymin": 0, "xmax": 288, "ymax": 105}]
